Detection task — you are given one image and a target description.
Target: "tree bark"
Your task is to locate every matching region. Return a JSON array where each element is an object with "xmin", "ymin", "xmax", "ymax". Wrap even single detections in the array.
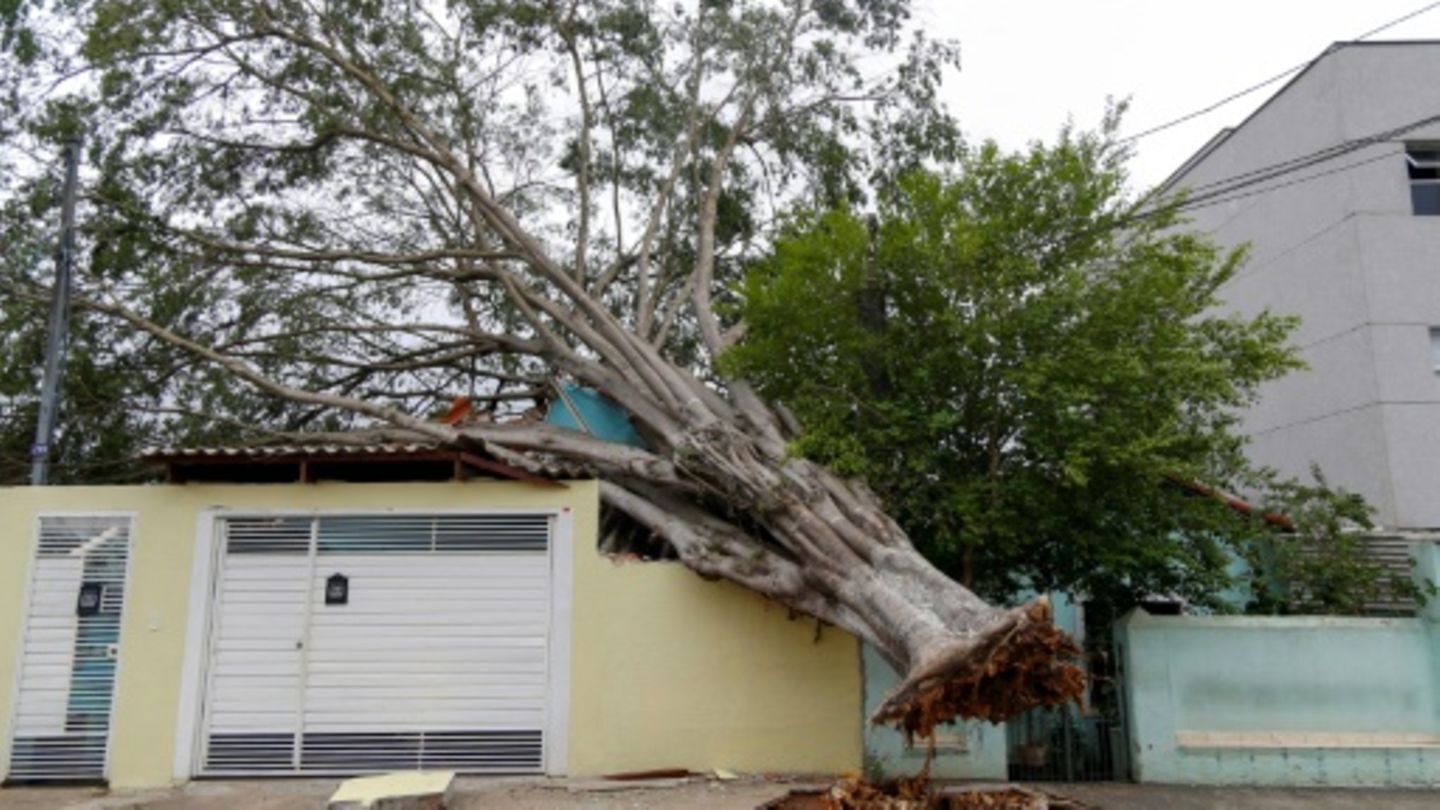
[{"xmin": 586, "ymin": 426, "xmax": 1085, "ymax": 736}]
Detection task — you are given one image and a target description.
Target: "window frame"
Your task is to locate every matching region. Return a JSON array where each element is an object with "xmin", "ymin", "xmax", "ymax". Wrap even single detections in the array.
[{"xmin": 1406, "ymin": 144, "xmax": 1440, "ymax": 216}]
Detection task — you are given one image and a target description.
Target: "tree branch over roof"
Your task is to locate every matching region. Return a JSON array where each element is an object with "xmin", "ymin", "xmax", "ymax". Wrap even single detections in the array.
[{"xmin": 1, "ymin": 0, "xmax": 1074, "ymax": 733}]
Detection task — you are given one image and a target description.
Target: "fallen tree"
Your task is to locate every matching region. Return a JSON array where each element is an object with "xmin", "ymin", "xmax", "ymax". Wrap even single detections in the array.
[{"xmin": 1, "ymin": 0, "xmax": 1083, "ymax": 729}]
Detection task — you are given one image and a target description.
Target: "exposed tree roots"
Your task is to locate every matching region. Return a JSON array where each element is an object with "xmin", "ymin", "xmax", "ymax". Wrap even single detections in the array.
[{"xmin": 872, "ymin": 598, "xmax": 1086, "ymax": 739}]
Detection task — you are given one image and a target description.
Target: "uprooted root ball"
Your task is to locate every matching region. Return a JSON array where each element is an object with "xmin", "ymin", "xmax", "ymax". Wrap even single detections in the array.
[{"xmin": 872, "ymin": 599, "xmax": 1087, "ymax": 740}]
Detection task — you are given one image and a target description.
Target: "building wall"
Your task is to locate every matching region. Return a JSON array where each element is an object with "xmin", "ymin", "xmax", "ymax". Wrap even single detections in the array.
[
  {"xmin": 860, "ymin": 642, "xmax": 1006, "ymax": 781},
  {"xmin": 0, "ymin": 481, "xmax": 861, "ymax": 788},
  {"xmin": 1116, "ymin": 601, "xmax": 1440, "ymax": 786},
  {"xmin": 1167, "ymin": 42, "xmax": 1440, "ymax": 529},
  {"xmin": 567, "ymin": 542, "xmax": 861, "ymax": 776}
]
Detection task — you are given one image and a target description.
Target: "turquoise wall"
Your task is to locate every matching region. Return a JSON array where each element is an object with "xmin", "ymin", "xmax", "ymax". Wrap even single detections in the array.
[
  {"xmin": 861, "ymin": 642, "xmax": 1007, "ymax": 780},
  {"xmin": 859, "ymin": 595, "xmax": 1089, "ymax": 781},
  {"xmin": 1117, "ymin": 544, "xmax": 1440, "ymax": 787}
]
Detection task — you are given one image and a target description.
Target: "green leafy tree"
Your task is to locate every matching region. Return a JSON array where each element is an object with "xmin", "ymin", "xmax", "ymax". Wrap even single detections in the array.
[
  {"xmin": 726, "ymin": 114, "xmax": 1307, "ymax": 611},
  {"xmin": 1248, "ymin": 468, "xmax": 1432, "ymax": 616},
  {"xmin": 0, "ymin": 194, "xmax": 353, "ymax": 484},
  {"xmin": 0, "ymin": 207, "xmax": 170, "ymax": 483},
  {"xmin": 1, "ymin": 0, "xmax": 1082, "ymax": 731}
]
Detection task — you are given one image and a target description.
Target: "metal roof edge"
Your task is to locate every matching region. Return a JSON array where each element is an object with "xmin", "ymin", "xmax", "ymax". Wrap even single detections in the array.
[{"xmin": 1155, "ymin": 127, "xmax": 1235, "ymax": 195}]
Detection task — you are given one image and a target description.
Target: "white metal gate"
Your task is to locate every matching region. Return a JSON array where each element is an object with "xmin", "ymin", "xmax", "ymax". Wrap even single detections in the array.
[
  {"xmin": 6, "ymin": 515, "xmax": 132, "ymax": 783},
  {"xmin": 198, "ymin": 514, "xmax": 551, "ymax": 775}
]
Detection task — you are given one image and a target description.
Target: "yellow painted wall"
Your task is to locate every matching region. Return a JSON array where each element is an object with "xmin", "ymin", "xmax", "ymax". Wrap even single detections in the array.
[
  {"xmin": 567, "ymin": 554, "xmax": 862, "ymax": 776},
  {"xmin": 0, "ymin": 480, "xmax": 860, "ymax": 788}
]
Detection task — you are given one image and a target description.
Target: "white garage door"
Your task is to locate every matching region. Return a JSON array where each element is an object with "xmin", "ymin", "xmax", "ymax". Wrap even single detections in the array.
[{"xmin": 197, "ymin": 513, "xmax": 552, "ymax": 775}]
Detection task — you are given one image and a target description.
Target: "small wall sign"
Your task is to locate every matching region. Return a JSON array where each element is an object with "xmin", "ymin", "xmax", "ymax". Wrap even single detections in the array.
[
  {"xmin": 325, "ymin": 573, "xmax": 349, "ymax": 606},
  {"xmin": 77, "ymin": 582, "xmax": 103, "ymax": 616}
]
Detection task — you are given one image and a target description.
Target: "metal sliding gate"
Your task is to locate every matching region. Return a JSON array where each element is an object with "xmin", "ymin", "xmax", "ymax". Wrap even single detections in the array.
[
  {"xmin": 1006, "ymin": 621, "xmax": 1128, "ymax": 782},
  {"xmin": 1006, "ymin": 703, "xmax": 1124, "ymax": 782},
  {"xmin": 197, "ymin": 513, "xmax": 552, "ymax": 776}
]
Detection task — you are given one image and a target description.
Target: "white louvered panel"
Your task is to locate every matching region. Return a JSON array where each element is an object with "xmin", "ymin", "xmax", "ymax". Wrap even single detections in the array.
[
  {"xmin": 12, "ymin": 558, "xmax": 82, "ymax": 736},
  {"xmin": 7, "ymin": 515, "xmax": 131, "ymax": 783},
  {"xmin": 298, "ymin": 730, "xmax": 544, "ymax": 772},
  {"xmin": 200, "ymin": 513, "xmax": 552, "ymax": 776},
  {"xmin": 316, "ymin": 514, "xmax": 549, "ymax": 553},
  {"xmin": 1360, "ymin": 535, "xmax": 1421, "ymax": 614},
  {"xmin": 303, "ymin": 553, "xmax": 549, "ymax": 736},
  {"xmin": 223, "ymin": 517, "xmax": 312, "ymax": 554},
  {"xmin": 1290, "ymin": 534, "xmax": 1422, "ymax": 615},
  {"xmin": 201, "ymin": 553, "xmax": 308, "ymax": 752}
]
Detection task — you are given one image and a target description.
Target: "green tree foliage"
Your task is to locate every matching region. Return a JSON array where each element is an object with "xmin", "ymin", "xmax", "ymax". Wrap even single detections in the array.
[
  {"xmin": 0, "ymin": 205, "xmax": 164, "ymax": 483},
  {"xmin": 725, "ymin": 115, "xmax": 1309, "ymax": 609},
  {"xmin": 0, "ymin": 198, "xmax": 350, "ymax": 484},
  {"xmin": 1249, "ymin": 468, "xmax": 1432, "ymax": 616},
  {"xmin": 0, "ymin": 0, "xmax": 960, "ymax": 481}
]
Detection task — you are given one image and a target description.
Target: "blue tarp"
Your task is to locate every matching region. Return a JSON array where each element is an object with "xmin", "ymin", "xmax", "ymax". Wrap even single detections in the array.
[{"xmin": 544, "ymin": 384, "xmax": 649, "ymax": 448}]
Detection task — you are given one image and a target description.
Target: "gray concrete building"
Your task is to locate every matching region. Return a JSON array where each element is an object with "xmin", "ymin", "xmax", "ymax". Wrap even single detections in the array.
[{"xmin": 1163, "ymin": 41, "xmax": 1440, "ymax": 530}]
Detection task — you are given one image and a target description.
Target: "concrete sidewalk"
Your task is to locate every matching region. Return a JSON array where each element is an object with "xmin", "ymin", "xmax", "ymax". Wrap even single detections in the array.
[
  {"xmin": 0, "ymin": 777, "xmax": 1435, "ymax": 809},
  {"xmin": 1048, "ymin": 781, "xmax": 1438, "ymax": 809}
]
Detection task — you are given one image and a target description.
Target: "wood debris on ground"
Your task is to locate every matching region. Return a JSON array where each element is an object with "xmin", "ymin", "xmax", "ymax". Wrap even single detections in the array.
[{"xmin": 758, "ymin": 779, "xmax": 1097, "ymax": 810}]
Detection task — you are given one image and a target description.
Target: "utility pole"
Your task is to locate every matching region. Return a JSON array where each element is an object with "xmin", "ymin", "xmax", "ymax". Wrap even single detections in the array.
[{"xmin": 30, "ymin": 136, "xmax": 83, "ymax": 486}]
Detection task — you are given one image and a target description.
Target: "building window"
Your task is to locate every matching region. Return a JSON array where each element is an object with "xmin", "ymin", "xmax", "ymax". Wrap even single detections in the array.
[
  {"xmin": 1431, "ymin": 327, "xmax": 1440, "ymax": 374},
  {"xmin": 1407, "ymin": 146, "xmax": 1440, "ymax": 215}
]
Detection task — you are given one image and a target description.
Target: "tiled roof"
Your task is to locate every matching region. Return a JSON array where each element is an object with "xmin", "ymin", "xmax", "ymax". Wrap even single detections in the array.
[
  {"xmin": 141, "ymin": 439, "xmax": 592, "ymax": 484},
  {"xmin": 141, "ymin": 443, "xmax": 443, "ymax": 460}
]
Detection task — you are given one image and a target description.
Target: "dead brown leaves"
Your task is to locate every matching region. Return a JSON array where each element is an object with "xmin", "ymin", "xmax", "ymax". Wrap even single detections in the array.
[
  {"xmin": 875, "ymin": 600, "xmax": 1087, "ymax": 740},
  {"xmin": 824, "ymin": 775, "xmax": 932, "ymax": 809},
  {"xmin": 761, "ymin": 782, "xmax": 1096, "ymax": 810}
]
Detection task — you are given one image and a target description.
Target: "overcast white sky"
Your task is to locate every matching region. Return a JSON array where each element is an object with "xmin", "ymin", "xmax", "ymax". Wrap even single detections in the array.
[{"xmin": 918, "ymin": 1, "xmax": 1440, "ymax": 190}]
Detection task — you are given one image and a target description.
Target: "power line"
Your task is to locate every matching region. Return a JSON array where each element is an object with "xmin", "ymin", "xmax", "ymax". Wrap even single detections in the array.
[
  {"xmin": 1174, "ymin": 131, "xmax": 1384, "ymax": 197},
  {"xmin": 1147, "ymin": 109, "xmax": 1440, "ymax": 214},
  {"xmin": 1121, "ymin": 1, "xmax": 1440, "ymax": 143},
  {"xmin": 1174, "ymin": 150, "xmax": 1395, "ymax": 214},
  {"xmin": 1180, "ymin": 113, "xmax": 1440, "ymax": 205}
]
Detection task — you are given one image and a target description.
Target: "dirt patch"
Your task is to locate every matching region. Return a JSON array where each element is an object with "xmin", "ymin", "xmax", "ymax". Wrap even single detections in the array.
[
  {"xmin": 0, "ymin": 777, "xmax": 809, "ymax": 810},
  {"xmin": 6, "ymin": 778, "xmax": 1440, "ymax": 810}
]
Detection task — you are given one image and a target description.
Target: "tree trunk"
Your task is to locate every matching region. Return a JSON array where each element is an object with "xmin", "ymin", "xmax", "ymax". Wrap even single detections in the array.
[
  {"xmin": 599, "ymin": 450, "xmax": 1084, "ymax": 737},
  {"xmin": 512, "ymin": 367, "xmax": 1086, "ymax": 736}
]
